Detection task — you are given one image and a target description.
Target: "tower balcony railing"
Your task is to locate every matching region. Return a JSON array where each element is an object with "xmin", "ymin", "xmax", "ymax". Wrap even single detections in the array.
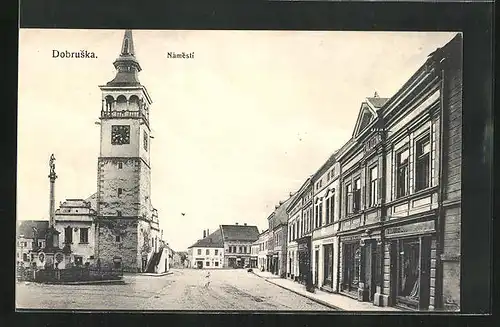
[{"xmin": 100, "ymin": 110, "xmax": 149, "ymax": 124}]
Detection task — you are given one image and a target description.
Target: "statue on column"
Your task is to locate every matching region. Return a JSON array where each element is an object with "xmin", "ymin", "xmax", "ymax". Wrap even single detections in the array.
[{"xmin": 49, "ymin": 154, "xmax": 56, "ymax": 175}]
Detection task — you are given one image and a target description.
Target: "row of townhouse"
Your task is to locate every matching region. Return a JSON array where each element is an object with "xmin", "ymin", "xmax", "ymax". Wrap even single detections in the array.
[
  {"xmin": 253, "ymin": 34, "xmax": 462, "ymax": 311},
  {"xmin": 187, "ymin": 224, "xmax": 260, "ymax": 269}
]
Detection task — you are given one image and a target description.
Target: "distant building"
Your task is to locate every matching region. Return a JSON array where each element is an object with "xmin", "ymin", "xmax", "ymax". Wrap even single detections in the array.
[
  {"xmin": 188, "ymin": 229, "xmax": 224, "ymax": 269},
  {"xmin": 267, "ymin": 194, "xmax": 295, "ymax": 277},
  {"xmin": 286, "ymin": 177, "xmax": 312, "ymax": 284},
  {"xmin": 252, "ymin": 229, "xmax": 270, "ymax": 271},
  {"xmin": 17, "ymin": 220, "xmax": 48, "ymax": 266},
  {"xmin": 310, "ymin": 153, "xmax": 341, "ymax": 292},
  {"xmin": 220, "ymin": 223, "xmax": 259, "ymax": 268}
]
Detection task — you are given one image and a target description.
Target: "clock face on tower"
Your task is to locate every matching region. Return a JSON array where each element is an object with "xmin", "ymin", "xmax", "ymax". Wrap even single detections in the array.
[{"xmin": 111, "ymin": 125, "xmax": 130, "ymax": 145}]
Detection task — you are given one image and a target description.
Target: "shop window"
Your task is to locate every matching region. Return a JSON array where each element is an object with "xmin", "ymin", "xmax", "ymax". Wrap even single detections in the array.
[
  {"xmin": 370, "ymin": 166, "xmax": 379, "ymax": 207},
  {"xmin": 397, "ymin": 239, "xmax": 420, "ymax": 301},
  {"xmin": 342, "ymin": 242, "xmax": 360, "ymax": 291},
  {"xmin": 323, "ymin": 244, "xmax": 334, "ymax": 288},
  {"xmin": 415, "ymin": 135, "xmax": 431, "ymax": 191},
  {"xmin": 396, "ymin": 148, "xmax": 410, "ymax": 198}
]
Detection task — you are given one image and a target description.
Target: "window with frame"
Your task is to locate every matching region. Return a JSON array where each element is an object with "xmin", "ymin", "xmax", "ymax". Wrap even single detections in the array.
[
  {"xmin": 80, "ymin": 228, "xmax": 89, "ymax": 244},
  {"xmin": 325, "ymin": 197, "xmax": 331, "ymax": 225},
  {"xmin": 353, "ymin": 179, "xmax": 361, "ymax": 213},
  {"xmin": 415, "ymin": 135, "xmax": 431, "ymax": 191},
  {"xmin": 346, "ymin": 183, "xmax": 353, "ymax": 215},
  {"xmin": 215, "ymin": 249, "xmax": 218, "ymax": 255},
  {"xmin": 64, "ymin": 226, "xmax": 72, "ymax": 244},
  {"xmin": 396, "ymin": 148, "xmax": 410, "ymax": 198},
  {"xmin": 369, "ymin": 166, "xmax": 379, "ymax": 207},
  {"xmin": 206, "ymin": 249, "xmax": 210, "ymax": 255},
  {"xmin": 215, "ymin": 262, "xmax": 219, "ymax": 267},
  {"xmin": 118, "ymin": 162, "xmax": 123, "ymax": 169},
  {"xmin": 115, "ymin": 235, "xmax": 121, "ymax": 242},
  {"xmin": 315, "ymin": 205, "xmax": 319, "ymax": 228},
  {"xmin": 118, "ymin": 188, "xmax": 123, "ymax": 197},
  {"xmin": 319, "ymin": 200, "xmax": 323, "ymax": 226},
  {"xmin": 330, "ymin": 191, "xmax": 336, "ymax": 222},
  {"xmin": 197, "ymin": 249, "xmax": 201, "ymax": 255}
]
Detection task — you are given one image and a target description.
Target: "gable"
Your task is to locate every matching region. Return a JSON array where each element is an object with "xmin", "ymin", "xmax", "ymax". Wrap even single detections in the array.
[{"xmin": 352, "ymin": 103, "xmax": 377, "ymax": 138}]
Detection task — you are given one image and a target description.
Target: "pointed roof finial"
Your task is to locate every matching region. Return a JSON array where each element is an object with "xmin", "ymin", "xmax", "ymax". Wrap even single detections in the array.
[
  {"xmin": 374, "ymin": 91, "xmax": 379, "ymax": 98},
  {"xmin": 106, "ymin": 30, "xmax": 142, "ymax": 86},
  {"xmin": 121, "ymin": 30, "xmax": 135, "ymax": 56}
]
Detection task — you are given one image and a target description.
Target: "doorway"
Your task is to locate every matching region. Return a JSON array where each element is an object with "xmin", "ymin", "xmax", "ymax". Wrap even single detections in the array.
[
  {"xmin": 196, "ymin": 261, "xmax": 203, "ymax": 269},
  {"xmin": 314, "ymin": 249, "xmax": 319, "ymax": 287},
  {"xmin": 363, "ymin": 242, "xmax": 376, "ymax": 302}
]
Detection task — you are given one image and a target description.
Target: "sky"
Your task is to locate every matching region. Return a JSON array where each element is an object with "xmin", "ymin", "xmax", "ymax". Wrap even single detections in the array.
[{"xmin": 17, "ymin": 29, "xmax": 457, "ymax": 251}]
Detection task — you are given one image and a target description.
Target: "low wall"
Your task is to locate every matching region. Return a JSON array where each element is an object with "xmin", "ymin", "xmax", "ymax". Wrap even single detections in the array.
[{"xmin": 17, "ymin": 266, "xmax": 123, "ymax": 283}]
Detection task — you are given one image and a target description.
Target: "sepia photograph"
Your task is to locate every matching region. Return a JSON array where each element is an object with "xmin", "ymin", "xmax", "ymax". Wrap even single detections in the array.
[{"xmin": 16, "ymin": 29, "xmax": 464, "ymax": 312}]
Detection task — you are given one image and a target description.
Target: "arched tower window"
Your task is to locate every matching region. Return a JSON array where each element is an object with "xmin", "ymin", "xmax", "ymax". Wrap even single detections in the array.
[
  {"xmin": 116, "ymin": 95, "xmax": 127, "ymax": 111},
  {"xmin": 129, "ymin": 95, "xmax": 140, "ymax": 111},
  {"xmin": 105, "ymin": 95, "xmax": 114, "ymax": 111}
]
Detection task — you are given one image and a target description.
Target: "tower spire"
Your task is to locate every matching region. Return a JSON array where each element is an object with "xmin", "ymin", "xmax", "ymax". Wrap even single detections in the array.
[{"xmin": 106, "ymin": 30, "xmax": 142, "ymax": 86}]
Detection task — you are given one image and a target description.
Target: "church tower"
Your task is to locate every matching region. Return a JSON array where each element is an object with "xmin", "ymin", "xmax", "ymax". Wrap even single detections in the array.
[{"xmin": 96, "ymin": 30, "xmax": 160, "ymax": 272}]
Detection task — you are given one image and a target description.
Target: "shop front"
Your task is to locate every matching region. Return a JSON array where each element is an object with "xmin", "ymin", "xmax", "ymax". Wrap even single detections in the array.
[
  {"xmin": 358, "ymin": 231, "xmax": 382, "ymax": 303},
  {"xmin": 340, "ymin": 235, "xmax": 361, "ymax": 298},
  {"xmin": 385, "ymin": 219, "xmax": 436, "ymax": 311},
  {"xmin": 322, "ymin": 243, "xmax": 334, "ymax": 291},
  {"xmin": 297, "ymin": 236, "xmax": 311, "ymax": 285}
]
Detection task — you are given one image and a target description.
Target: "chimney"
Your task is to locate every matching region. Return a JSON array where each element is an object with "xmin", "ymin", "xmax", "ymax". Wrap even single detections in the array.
[
  {"xmin": 235, "ymin": 222, "xmax": 239, "ymax": 225},
  {"xmin": 203, "ymin": 230, "xmax": 206, "ymax": 238}
]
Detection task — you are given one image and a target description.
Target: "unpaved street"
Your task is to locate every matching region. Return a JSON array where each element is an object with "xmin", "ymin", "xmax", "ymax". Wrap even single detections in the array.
[{"xmin": 16, "ymin": 268, "xmax": 335, "ymax": 311}]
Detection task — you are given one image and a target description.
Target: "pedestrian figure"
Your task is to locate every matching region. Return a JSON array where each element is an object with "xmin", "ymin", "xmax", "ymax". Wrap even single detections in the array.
[{"xmin": 204, "ymin": 271, "xmax": 211, "ymax": 288}]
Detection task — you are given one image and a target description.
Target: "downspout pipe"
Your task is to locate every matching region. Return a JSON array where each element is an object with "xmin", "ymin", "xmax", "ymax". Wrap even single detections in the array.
[
  {"xmin": 336, "ymin": 170, "xmax": 343, "ymax": 293},
  {"xmin": 435, "ymin": 56, "xmax": 448, "ymax": 310}
]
